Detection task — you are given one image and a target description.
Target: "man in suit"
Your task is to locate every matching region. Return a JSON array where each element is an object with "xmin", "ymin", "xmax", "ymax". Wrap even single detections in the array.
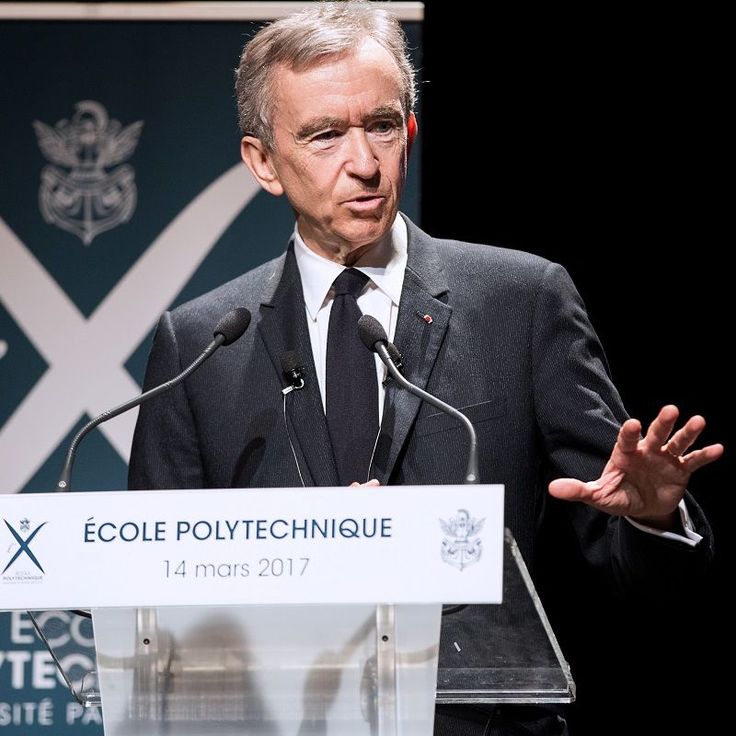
[{"xmin": 129, "ymin": 2, "xmax": 722, "ymax": 734}]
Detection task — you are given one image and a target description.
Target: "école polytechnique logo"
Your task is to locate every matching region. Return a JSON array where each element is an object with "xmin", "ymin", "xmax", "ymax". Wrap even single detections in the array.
[
  {"xmin": 3, "ymin": 517, "xmax": 47, "ymax": 575},
  {"xmin": 439, "ymin": 509, "xmax": 484, "ymax": 571},
  {"xmin": 34, "ymin": 100, "xmax": 143, "ymax": 245}
]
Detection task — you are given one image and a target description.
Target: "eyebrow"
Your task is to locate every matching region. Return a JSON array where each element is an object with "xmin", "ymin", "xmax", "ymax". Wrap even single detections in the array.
[
  {"xmin": 296, "ymin": 116, "xmax": 343, "ymax": 140},
  {"xmin": 295, "ymin": 106, "xmax": 404, "ymax": 141}
]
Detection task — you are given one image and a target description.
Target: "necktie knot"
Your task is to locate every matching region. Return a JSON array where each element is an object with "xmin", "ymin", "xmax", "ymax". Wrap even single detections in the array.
[{"xmin": 332, "ymin": 268, "xmax": 370, "ymax": 298}]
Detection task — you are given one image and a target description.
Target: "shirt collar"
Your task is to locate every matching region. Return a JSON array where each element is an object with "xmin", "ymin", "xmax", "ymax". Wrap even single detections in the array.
[{"xmin": 293, "ymin": 216, "xmax": 408, "ymax": 321}]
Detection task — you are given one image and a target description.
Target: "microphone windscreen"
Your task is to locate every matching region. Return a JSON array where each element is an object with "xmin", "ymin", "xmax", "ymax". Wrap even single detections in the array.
[
  {"xmin": 357, "ymin": 314, "xmax": 388, "ymax": 352},
  {"xmin": 214, "ymin": 307, "xmax": 251, "ymax": 345}
]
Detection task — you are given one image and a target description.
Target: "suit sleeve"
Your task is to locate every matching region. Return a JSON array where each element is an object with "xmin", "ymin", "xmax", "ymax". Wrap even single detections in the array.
[
  {"xmin": 531, "ymin": 262, "xmax": 713, "ymax": 598},
  {"xmin": 127, "ymin": 311, "xmax": 205, "ymax": 490}
]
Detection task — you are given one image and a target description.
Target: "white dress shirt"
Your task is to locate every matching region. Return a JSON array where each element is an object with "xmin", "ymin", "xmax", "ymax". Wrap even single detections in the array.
[{"xmin": 293, "ymin": 215, "xmax": 407, "ymax": 422}]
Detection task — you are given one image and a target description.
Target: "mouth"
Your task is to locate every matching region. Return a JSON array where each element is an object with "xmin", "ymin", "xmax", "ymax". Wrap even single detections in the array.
[{"xmin": 343, "ymin": 194, "xmax": 386, "ymax": 212}]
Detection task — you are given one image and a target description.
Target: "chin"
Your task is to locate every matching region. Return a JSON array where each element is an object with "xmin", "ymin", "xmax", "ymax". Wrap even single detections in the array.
[{"xmin": 342, "ymin": 219, "xmax": 391, "ymax": 248}]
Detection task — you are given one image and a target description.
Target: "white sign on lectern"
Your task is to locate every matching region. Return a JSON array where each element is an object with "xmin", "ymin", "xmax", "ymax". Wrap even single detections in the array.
[{"xmin": 1, "ymin": 484, "xmax": 504, "ymax": 609}]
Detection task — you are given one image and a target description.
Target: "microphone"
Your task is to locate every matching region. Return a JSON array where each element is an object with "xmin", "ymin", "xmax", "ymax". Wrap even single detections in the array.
[
  {"xmin": 279, "ymin": 351, "xmax": 307, "ymax": 486},
  {"xmin": 357, "ymin": 315, "xmax": 479, "ymax": 484},
  {"xmin": 385, "ymin": 341, "xmax": 404, "ymax": 375},
  {"xmin": 378, "ymin": 341, "xmax": 404, "ymax": 388},
  {"xmin": 280, "ymin": 350, "xmax": 305, "ymax": 393},
  {"xmin": 56, "ymin": 307, "xmax": 252, "ymax": 492}
]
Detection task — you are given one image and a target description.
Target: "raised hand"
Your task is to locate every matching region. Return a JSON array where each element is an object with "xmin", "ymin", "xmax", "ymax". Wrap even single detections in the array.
[{"xmin": 548, "ymin": 405, "xmax": 723, "ymax": 528}]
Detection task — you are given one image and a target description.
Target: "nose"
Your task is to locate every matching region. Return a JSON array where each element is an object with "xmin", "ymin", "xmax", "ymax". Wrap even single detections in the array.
[{"xmin": 344, "ymin": 128, "xmax": 379, "ymax": 180}]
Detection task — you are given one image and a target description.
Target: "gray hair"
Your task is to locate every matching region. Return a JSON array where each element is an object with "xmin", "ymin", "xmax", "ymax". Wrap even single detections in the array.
[{"xmin": 234, "ymin": 0, "xmax": 417, "ymax": 150}]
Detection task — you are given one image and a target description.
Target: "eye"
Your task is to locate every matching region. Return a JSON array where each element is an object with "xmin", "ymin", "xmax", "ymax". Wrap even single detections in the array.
[
  {"xmin": 369, "ymin": 120, "xmax": 399, "ymax": 136},
  {"xmin": 311, "ymin": 129, "xmax": 341, "ymax": 145}
]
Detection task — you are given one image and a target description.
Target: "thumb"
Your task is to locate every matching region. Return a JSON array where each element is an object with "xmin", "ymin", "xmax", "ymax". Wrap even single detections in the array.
[{"xmin": 548, "ymin": 477, "xmax": 589, "ymax": 501}]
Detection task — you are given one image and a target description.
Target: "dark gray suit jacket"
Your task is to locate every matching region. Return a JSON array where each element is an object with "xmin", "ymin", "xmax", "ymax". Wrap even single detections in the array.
[{"xmin": 129, "ymin": 215, "xmax": 712, "ymax": 595}]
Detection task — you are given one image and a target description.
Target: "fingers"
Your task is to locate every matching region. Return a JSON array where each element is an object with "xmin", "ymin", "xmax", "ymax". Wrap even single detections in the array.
[
  {"xmin": 349, "ymin": 478, "xmax": 380, "ymax": 487},
  {"xmin": 639, "ymin": 406, "xmax": 720, "ymax": 470},
  {"xmin": 616, "ymin": 418, "xmax": 642, "ymax": 454},
  {"xmin": 548, "ymin": 477, "xmax": 589, "ymax": 502},
  {"xmin": 662, "ymin": 414, "xmax": 706, "ymax": 456},
  {"xmin": 642, "ymin": 404, "xmax": 679, "ymax": 450},
  {"xmin": 680, "ymin": 443, "xmax": 725, "ymax": 472}
]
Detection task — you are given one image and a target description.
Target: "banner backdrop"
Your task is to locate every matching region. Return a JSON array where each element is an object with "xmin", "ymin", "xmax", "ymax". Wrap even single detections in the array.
[{"xmin": 0, "ymin": 6, "xmax": 422, "ymax": 732}]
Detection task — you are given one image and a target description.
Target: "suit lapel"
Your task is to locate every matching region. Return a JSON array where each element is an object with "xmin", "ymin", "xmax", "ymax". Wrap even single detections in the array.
[
  {"xmin": 257, "ymin": 245, "xmax": 339, "ymax": 487},
  {"xmin": 371, "ymin": 218, "xmax": 452, "ymax": 483}
]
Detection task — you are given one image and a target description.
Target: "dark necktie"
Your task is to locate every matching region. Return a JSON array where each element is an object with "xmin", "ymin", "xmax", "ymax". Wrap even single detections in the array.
[{"xmin": 326, "ymin": 268, "xmax": 379, "ymax": 485}]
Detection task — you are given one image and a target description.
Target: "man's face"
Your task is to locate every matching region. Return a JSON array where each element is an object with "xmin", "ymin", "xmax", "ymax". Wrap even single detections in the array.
[{"xmin": 243, "ymin": 39, "xmax": 415, "ymax": 263}]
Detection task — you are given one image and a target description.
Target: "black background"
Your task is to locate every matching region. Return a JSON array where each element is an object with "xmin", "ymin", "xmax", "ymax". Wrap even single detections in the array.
[{"xmin": 421, "ymin": 2, "xmax": 729, "ymax": 733}]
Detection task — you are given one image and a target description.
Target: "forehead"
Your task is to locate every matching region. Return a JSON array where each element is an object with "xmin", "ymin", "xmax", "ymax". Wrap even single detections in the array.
[{"xmin": 270, "ymin": 38, "xmax": 404, "ymax": 125}]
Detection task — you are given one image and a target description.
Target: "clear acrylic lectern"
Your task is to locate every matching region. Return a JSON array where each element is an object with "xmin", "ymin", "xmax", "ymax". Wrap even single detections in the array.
[{"xmin": 29, "ymin": 530, "xmax": 573, "ymax": 735}]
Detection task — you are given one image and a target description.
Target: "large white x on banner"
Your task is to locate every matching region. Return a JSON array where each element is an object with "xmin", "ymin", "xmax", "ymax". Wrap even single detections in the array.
[{"xmin": 0, "ymin": 164, "xmax": 261, "ymax": 493}]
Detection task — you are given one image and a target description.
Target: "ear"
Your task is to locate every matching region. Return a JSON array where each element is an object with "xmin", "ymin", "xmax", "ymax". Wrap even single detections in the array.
[
  {"xmin": 240, "ymin": 136, "xmax": 284, "ymax": 196},
  {"xmin": 406, "ymin": 112, "xmax": 418, "ymax": 157}
]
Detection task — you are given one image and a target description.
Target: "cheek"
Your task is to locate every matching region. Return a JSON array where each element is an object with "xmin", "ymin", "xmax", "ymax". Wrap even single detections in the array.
[
  {"xmin": 379, "ymin": 145, "xmax": 406, "ymax": 179},
  {"xmin": 280, "ymin": 164, "xmax": 337, "ymax": 217},
  {"xmin": 291, "ymin": 157, "xmax": 337, "ymax": 195}
]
